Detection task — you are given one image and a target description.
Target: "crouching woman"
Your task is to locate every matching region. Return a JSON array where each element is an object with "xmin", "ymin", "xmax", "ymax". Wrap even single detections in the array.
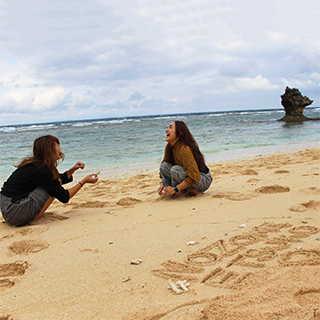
[
  {"xmin": 158, "ymin": 121, "xmax": 212, "ymax": 197},
  {"xmin": 0, "ymin": 135, "xmax": 98, "ymax": 226}
]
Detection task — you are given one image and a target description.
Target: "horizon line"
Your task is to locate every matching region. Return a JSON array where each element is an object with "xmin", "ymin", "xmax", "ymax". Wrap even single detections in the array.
[{"xmin": 1, "ymin": 106, "xmax": 319, "ymax": 128}]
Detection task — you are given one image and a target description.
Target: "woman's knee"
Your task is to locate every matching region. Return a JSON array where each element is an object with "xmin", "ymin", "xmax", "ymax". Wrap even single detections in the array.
[
  {"xmin": 170, "ymin": 165, "xmax": 186, "ymax": 179},
  {"xmin": 160, "ymin": 161, "xmax": 172, "ymax": 176},
  {"xmin": 161, "ymin": 161, "xmax": 172, "ymax": 170},
  {"xmin": 30, "ymin": 187, "xmax": 50, "ymax": 204},
  {"xmin": 160, "ymin": 161, "xmax": 169, "ymax": 170}
]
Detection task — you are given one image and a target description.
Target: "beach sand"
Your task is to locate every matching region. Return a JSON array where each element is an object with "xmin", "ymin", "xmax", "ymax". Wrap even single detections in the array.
[{"xmin": 0, "ymin": 148, "xmax": 319, "ymax": 320}]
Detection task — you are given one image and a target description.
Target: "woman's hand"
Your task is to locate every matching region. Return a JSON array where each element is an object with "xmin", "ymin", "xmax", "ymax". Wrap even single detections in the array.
[
  {"xmin": 72, "ymin": 161, "xmax": 85, "ymax": 171},
  {"xmin": 164, "ymin": 186, "xmax": 175, "ymax": 196},
  {"xmin": 68, "ymin": 174, "xmax": 98, "ymax": 199},
  {"xmin": 82, "ymin": 174, "xmax": 99, "ymax": 184},
  {"xmin": 158, "ymin": 182, "xmax": 164, "ymax": 195},
  {"xmin": 68, "ymin": 162, "xmax": 85, "ymax": 178}
]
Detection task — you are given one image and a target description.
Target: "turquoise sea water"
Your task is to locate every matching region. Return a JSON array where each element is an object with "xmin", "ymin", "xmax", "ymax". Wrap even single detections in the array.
[{"xmin": 0, "ymin": 108, "xmax": 319, "ymax": 184}]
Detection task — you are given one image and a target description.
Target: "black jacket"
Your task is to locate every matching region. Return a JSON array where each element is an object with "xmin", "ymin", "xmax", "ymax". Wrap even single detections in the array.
[{"xmin": 1, "ymin": 162, "xmax": 72, "ymax": 203}]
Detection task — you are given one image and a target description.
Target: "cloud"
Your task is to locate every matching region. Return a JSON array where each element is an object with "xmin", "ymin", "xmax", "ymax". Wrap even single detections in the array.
[
  {"xmin": 0, "ymin": 86, "xmax": 71, "ymax": 112},
  {"xmin": 281, "ymin": 72, "xmax": 320, "ymax": 91},
  {"xmin": 129, "ymin": 90, "xmax": 145, "ymax": 102},
  {"xmin": 219, "ymin": 59, "xmax": 255, "ymax": 78},
  {"xmin": 0, "ymin": 0, "xmax": 319, "ymax": 125},
  {"xmin": 236, "ymin": 75, "xmax": 280, "ymax": 90}
]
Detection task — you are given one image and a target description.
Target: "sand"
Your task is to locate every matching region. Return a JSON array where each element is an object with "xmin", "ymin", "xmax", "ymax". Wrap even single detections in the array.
[{"xmin": 0, "ymin": 148, "xmax": 319, "ymax": 320}]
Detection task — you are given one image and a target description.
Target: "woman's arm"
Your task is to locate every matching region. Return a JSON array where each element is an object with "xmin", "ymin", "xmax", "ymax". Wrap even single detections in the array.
[
  {"xmin": 163, "ymin": 180, "xmax": 189, "ymax": 196},
  {"xmin": 179, "ymin": 145, "xmax": 201, "ymax": 186},
  {"xmin": 68, "ymin": 174, "xmax": 98, "ymax": 198}
]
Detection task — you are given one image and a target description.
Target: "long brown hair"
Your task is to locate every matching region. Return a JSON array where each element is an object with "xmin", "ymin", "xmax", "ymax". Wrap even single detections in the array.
[
  {"xmin": 17, "ymin": 135, "xmax": 65, "ymax": 180},
  {"xmin": 173, "ymin": 121, "xmax": 206, "ymax": 172}
]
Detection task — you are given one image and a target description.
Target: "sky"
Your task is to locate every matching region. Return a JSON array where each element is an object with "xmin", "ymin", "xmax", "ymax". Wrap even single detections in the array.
[{"xmin": 0, "ymin": 0, "xmax": 319, "ymax": 126}]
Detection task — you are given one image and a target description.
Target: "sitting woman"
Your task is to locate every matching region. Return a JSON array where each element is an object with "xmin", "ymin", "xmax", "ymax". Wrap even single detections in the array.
[
  {"xmin": 0, "ymin": 135, "xmax": 98, "ymax": 226},
  {"xmin": 158, "ymin": 121, "xmax": 212, "ymax": 197}
]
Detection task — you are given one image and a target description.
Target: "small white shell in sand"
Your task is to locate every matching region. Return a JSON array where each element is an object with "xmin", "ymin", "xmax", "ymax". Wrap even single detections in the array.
[
  {"xmin": 168, "ymin": 280, "xmax": 182, "ymax": 294},
  {"xmin": 131, "ymin": 259, "xmax": 142, "ymax": 265},
  {"xmin": 122, "ymin": 276, "xmax": 130, "ymax": 282},
  {"xmin": 168, "ymin": 279, "xmax": 190, "ymax": 294},
  {"xmin": 177, "ymin": 280, "xmax": 189, "ymax": 292}
]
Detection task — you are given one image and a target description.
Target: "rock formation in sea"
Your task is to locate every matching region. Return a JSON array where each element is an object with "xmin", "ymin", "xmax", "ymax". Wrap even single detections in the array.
[{"xmin": 278, "ymin": 87, "xmax": 318, "ymax": 122}]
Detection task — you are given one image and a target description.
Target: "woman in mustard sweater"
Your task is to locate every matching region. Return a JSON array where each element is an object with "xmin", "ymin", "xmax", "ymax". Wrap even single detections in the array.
[
  {"xmin": 158, "ymin": 121, "xmax": 212, "ymax": 197},
  {"xmin": 0, "ymin": 135, "xmax": 98, "ymax": 226}
]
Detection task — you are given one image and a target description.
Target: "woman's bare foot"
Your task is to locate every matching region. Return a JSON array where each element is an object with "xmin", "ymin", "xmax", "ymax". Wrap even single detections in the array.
[{"xmin": 28, "ymin": 217, "xmax": 52, "ymax": 226}]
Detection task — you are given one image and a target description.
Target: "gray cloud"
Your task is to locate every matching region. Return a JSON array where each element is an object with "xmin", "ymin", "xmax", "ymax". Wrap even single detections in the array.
[{"xmin": 129, "ymin": 91, "xmax": 145, "ymax": 102}]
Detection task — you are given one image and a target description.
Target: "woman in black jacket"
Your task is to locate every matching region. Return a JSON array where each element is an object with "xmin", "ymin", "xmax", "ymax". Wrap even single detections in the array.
[{"xmin": 0, "ymin": 135, "xmax": 98, "ymax": 226}]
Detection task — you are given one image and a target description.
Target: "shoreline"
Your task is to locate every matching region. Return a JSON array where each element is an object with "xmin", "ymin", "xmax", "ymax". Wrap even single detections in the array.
[
  {"xmin": 0, "ymin": 107, "xmax": 319, "ymax": 185},
  {"xmin": 73, "ymin": 142, "xmax": 320, "ymax": 182},
  {"xmin": 1, "ymin": 142, "xmax": 318, "ymax": 185}
]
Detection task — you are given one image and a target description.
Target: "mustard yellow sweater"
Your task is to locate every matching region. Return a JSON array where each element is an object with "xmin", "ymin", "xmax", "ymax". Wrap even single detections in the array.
[{"xmin": 162, "ymin": 140, "xmax": 200, "ymax": 186}]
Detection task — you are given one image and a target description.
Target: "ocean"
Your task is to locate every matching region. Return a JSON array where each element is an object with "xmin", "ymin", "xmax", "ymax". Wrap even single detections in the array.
[{"xmin": 0, "ymin": 108, "xmax": 319, "ymax": 184}]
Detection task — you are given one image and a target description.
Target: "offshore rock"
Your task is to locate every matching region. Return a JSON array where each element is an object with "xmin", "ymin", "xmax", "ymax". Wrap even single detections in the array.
[{"xmin": 278, "ymin": 87, "xmax": 318, "ymax": 122}]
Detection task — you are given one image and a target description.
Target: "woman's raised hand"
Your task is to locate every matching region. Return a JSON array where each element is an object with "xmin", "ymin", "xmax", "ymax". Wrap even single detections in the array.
[
  {"xmin": 67, "ymin": 162, "xmax": 85, "ymax": 178},
  {"xmin": 72, "ymin": 161, "xmax": 85, "ymax": 171},
  {"xmin": 83, "ymin": 174, "xmax": 99, "ymax": 184}
]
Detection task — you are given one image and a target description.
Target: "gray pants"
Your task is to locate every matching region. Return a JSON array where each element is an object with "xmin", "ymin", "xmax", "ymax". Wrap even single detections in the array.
[
  {"xmin": 160, "ymin": 162, "xmax": 213, "ymax": 193},
  {"xmin": 0, "ymin": 187, "xmax": 50, "ymax": 227}
]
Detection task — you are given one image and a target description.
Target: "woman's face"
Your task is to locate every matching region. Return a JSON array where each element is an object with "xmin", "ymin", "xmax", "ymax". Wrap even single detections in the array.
[
  {"xmin": 55, "ymin": 143, "xmax": 61, "ymax": 160},
  {"xmin": 165, "ymin": 122, "xmax": 178, "ymax": 145}
]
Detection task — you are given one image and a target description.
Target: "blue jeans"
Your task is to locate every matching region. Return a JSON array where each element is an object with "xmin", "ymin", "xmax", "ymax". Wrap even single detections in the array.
[{"xmin": 160, "ymin": 162, "xmax": 213, "ymax": 193}]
